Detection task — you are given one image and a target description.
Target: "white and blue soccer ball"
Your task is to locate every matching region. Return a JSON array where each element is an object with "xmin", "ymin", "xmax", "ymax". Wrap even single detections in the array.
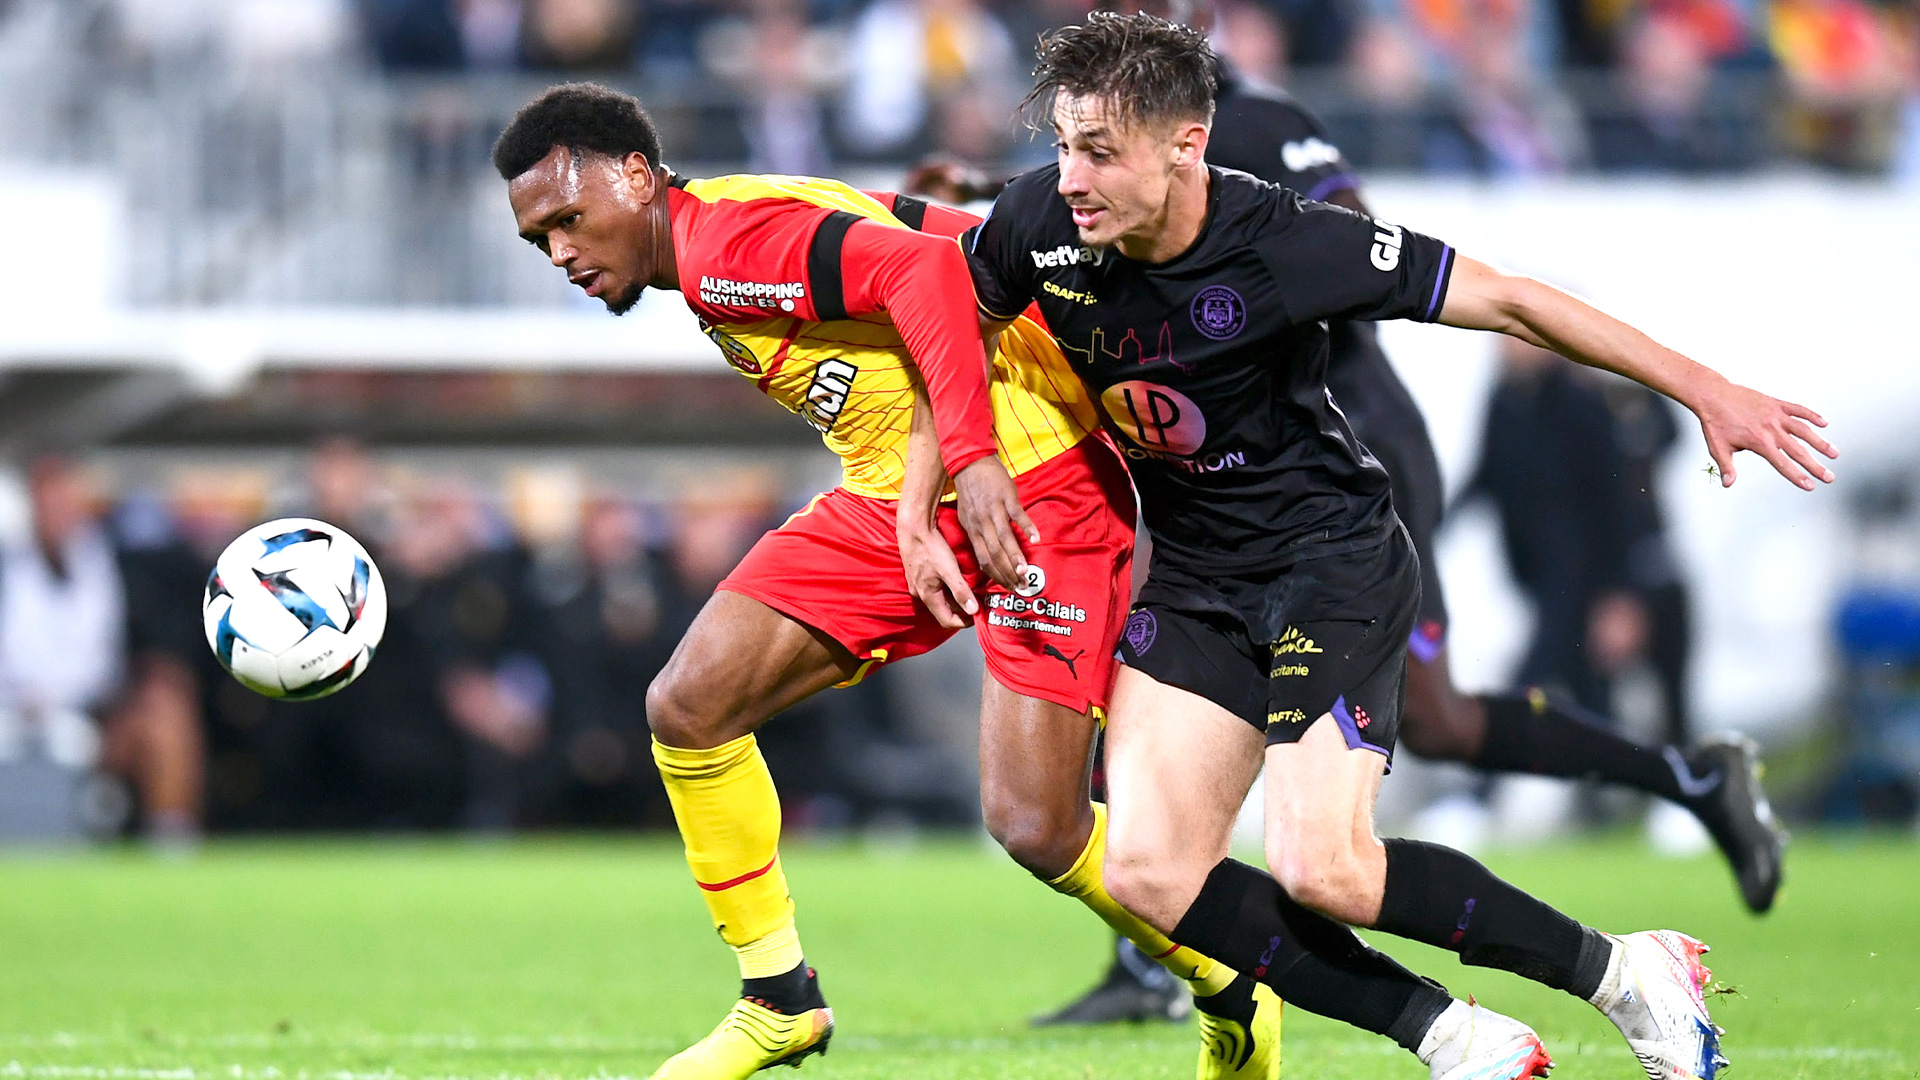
[{"xmin": 202, "ymin": 517, "xmax": 387, "ymax": 700}]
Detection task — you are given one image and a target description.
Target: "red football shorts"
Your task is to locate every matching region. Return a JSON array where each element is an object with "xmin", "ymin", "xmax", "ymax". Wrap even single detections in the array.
[{"xmin": 718, "ymin": 436, "xmax": 1136, "ymax": 716}]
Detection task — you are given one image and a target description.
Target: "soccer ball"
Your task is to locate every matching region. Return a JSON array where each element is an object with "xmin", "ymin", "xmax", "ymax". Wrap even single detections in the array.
[{"xmin": 202, "ymin": 517, "xmax": 388, "ymax": 700}]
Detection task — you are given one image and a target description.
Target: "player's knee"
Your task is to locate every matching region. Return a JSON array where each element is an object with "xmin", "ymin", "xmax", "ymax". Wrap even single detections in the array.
[
  {"xmin": 984, "ymin": 800, "xmax": 1085, "ymax": 880},
  {"xmin": 1268, "ymin": 838, "xmax": 1373, "ymax": 924},
  {"xmin": 645, "ymin": 666, "xmax": 723, "ymax": 748},
  {"xmin": 1102, "ymin": 848, "xmax": 1191, "ymax": 933}
]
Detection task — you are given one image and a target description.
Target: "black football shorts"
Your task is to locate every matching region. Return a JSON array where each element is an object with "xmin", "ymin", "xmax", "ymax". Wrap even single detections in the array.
[{"xmin": 1116, "ymin": 528, "xmax": 1420, "ymax": 760}]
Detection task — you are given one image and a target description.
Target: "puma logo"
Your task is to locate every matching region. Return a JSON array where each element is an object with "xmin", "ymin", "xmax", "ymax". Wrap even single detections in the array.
[{"xmin": 1042, "ymin": 644, "xmax": 1086, "ymax": 678}]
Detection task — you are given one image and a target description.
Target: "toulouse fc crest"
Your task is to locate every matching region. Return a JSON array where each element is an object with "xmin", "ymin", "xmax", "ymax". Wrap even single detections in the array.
[{"xmin": 1190, "ymin": 285, "xmax": 1246, "ymax": 341}]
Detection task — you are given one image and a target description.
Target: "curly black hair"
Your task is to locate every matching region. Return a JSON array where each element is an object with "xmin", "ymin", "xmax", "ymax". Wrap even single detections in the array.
[
  {"xmin": 1022, "ymin": 12, "xmax": 1217, "ymax": 134},
  {"xmin": 492, "ymin": 82, "xmax": 664, "ymax": 181}
]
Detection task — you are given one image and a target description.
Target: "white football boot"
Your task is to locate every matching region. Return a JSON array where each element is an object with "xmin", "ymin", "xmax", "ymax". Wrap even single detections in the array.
[
  {"xmin": 1417, "ymin": 1000, "xmax": 1554, "ymax": 1080},
  {"xmin": 1592, "ymin": 930, "xmax": 1729, "ymax": 1080}
]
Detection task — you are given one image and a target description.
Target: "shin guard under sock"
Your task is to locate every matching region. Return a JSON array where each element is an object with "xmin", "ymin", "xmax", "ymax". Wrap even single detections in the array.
[
  {"xmin": 653, "ymin": 735, "xmax": 805, "ymax": 981},
  {"xmin": 1170, "ymin": 859, "xmax": 1451, "ymax": 1052},
  {"xmin": 1475, "ymin": 689, "xmax": 1686, "ymax": 802},
  {"xmin": 1376, "ymin": 837, "xmax": 1612, "ymax": 1000}
]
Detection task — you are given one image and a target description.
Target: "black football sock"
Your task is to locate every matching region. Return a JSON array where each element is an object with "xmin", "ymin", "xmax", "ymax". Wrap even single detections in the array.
[
  {"xmin": 1375, "ymin": 838, "xmax": 1612, "ymax": 1000},
  {"xmin": 1171, "ymin": 859, "xmax": 1452, "ymax": 1052},
  {"xmin": 1473, "ymin": 690, "xmax": 1690, "ymax": 803},
  {"xmin": 1191, "ymin": 973, "xmax": 1258, "ymax": 1025},
  {"xmin": 742, "ymin": 960, "xmax": 824, "ymax": 1014}
]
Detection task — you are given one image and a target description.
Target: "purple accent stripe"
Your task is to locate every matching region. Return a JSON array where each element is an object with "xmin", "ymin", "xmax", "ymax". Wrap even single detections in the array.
[
  {"xmin": 1304, "ymin": 173, "xmax": 1359, "ymax": 202},
  {"xmin": 1408, "ymin": 625, "xmax": 1445, "ymax": 664},
  {"xmin": 1329, "ymin": 695, "xmax": 1392, "ymax": 758},
  {"xmin": 1329, "ymin": 696, "xmax": 1367, "ymax": 751},
  {"xmin": 1423, "ymin": 246, "xmax": 1455, "ymax": 322}
]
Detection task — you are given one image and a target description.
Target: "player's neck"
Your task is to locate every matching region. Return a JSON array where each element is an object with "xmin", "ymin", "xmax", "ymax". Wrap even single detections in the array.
[
  {"xmin": 1116, "ymin": 165, "xmax": 1211, "ymax": 265},
  {"xmin": 648, "ymin": 171, "xmax": 682, "ymax": 290}
]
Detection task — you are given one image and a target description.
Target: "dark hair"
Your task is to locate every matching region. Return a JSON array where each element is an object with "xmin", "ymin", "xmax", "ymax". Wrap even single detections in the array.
[
  {"xmin": 1022, "ymin": 12, "xmax": 1217, "ymax": 133},
  {"xmin": 491, "ymin": 82, "xmax": 664, "ymax": 181}
]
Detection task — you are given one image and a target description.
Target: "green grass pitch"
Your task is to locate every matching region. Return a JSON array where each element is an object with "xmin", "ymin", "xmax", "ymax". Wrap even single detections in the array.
[{"xmin": 1, "ymin": 834, "xmax": 1914, "ymax": 1079}]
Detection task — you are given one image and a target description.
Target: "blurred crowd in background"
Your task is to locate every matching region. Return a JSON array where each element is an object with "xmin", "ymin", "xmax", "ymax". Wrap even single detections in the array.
[
  {"xmin": 47, "ymin": 0, "xmax": 1920, "ymax": 176},
  {"xmin": 0, "ymin": 439, "xmax": 981, "ymax": 844},
  {"xmin": 2, "ymin": 0, "xmax": 1918, "ymax": 847},
  {"xmin": 0, "ymin": 351, "xmax": 1744, "ymax": 846}
]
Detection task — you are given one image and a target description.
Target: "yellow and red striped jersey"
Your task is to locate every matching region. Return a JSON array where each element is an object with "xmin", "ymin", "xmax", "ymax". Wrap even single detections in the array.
[{"xmin": 668, "ymin": 174, "xmax": 1099, "ymax": 500}]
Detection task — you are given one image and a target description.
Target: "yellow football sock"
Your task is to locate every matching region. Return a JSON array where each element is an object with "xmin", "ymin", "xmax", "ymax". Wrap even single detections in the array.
[
  {"xmin": 654, "ymin": 734, "xmax": 806, "ymax": 980},
  {"xmin": 1048, "ymin": 801, "xmax": 1239, "ymax": 998}
]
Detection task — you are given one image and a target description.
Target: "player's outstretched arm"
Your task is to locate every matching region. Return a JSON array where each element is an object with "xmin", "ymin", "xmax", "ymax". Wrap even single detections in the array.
[
  {"xmin": 897, "ymin": 374, "xmax": 979, "ymax": 630},
  {"xmin": 1438, "ymin": 255, "xmax": 1839, "ymax": 490}
]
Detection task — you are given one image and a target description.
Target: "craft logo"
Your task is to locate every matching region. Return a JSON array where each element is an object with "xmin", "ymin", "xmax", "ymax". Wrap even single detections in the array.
[
  {"xmin": 1190, "ymin": 285, "xmax": 1246, "ymax": 341},
  {"xmin": 699, "ymin": 275, "xmax": 805, "ymax": 312}
]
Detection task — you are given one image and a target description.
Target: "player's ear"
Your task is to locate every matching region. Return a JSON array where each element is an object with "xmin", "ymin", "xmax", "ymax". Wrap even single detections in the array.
[
  {"xmin": 1171, "ymin": 121, "xmax": 1209, "ymax": 170},
  {"xmin": 624, "ymin": 151, "xmax": 659, "ymax": 202}
]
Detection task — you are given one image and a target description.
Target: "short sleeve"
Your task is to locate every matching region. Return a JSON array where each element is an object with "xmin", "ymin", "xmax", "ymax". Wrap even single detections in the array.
[
  {"xmin": 1259, "ymin": 195, "xmax": 1455, "ymax": 326},
  {"xmin": 963, "ymin": 175, "xmax": 1043, "ymax": 323}
]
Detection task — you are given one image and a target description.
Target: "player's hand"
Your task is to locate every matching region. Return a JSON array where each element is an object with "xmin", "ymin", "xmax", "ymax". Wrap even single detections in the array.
[
  {"xmin": 953, "ymin": 456, "xmax": 1039, "ymax": 590},
  {"xmin": 1692, "ymin": 377, "xmax": 1838, "ymax": 490},
  {"xmin": 899, "ymin": 523, "xmax": 977, "ymax": 630}
]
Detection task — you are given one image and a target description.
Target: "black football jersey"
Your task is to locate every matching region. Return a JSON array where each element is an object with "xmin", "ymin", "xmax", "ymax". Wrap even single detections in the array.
[
  {"xmin": 1205, "ymin": 68, "xmax": 1445, "ymax": 542},
  {"xmin": 966, "ymin": 164, "xmax": 1455, "ymax": 574}
]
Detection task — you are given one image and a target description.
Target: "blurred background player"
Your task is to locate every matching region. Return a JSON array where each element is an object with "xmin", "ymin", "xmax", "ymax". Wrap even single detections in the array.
[
  {"xmin": 493, "ymin": 84, "xmax": 1281, "ymax": 1080},
  {"xmin": 908, "ymin": 0, "xmax": 1785, "ymax": 1026}
]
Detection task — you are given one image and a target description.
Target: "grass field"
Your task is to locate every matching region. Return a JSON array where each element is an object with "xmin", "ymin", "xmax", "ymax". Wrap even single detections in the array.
[{"xmin": 2, "ymin": 834, "xmax": 1915, "ymax": 1080}]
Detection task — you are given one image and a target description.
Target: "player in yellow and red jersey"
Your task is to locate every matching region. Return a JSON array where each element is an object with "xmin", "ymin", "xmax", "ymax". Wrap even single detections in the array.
[{"xmin": 493, "ymin": 84, "xmax": 1280, "ymax": 1080}]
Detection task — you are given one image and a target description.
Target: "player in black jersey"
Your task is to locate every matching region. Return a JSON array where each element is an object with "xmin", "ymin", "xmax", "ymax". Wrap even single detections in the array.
[
  {"xmin": 958, "ymin": 0, "xmax": 1785, "ymax": 1031},
  {"xmin": 919, "ymin": 14, "xmax": 1836, "ymax": 1080}
]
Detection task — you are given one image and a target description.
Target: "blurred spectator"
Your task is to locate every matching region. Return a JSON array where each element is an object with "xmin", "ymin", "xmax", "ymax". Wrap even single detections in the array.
[
  {"xmin": 523, "ymin": 0, "xmax": 637, "ymax": 71},
  {"xmin": 0, "ymin": 455, "xmax": 200, "ymax": 847},
  {"xmin": 459, "ymin": 0, "xmax": 525, "ymax": 68},
  {"xmin": 1595, "ymin": 377, "xmax": 1693, "ymax": 747},
  {"xmin": 1770, "ymin": 0, "xmax": 1909, "ymax": 170},
  {"xmin": 702, "ymin": 0, "xmax": 839, "ymax": 175},
  {"xmin": 638, "ymin": 0, "xmax": 728, "ymax": 79},
  {"xmin": 361, "ymin": 0, "xmax": 467, "ymax": 70},
  {"xmin": 111, "ymin": 487, "xmax": 212, "ymax": 849},
  {"xmin": 1428, "ymin": 0, "xmax": 1589, "ymax": 174},
  {"xmin": 518, "ymin": 494, "xmax": 678, "ymax": 826},
  {"xmin": 1214, "ymin": 0, "xmax": 1290, "ymax": 85},
  {"xmin": 1456, "ymin": 340, "xmax": 1635, "ymax": 714},
  {"xmin": 385, "ymin": 472, "xmax": 539, "ymax": 828},
  {"xmin": 1264, "ymin": 0, "xmax": 1355, "ymax": 67},
  {"xmin": 839, "ymin": 0, "xmax": 1021, "ymax": 161},
  {"xmin": 1588, "ymin": 10, "xmax": 1758, "ymax": 172}
]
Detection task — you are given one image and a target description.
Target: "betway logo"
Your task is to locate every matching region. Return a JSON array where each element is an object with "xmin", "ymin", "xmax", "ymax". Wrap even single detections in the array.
[{"xmin": 1030, "ymin": 244, "xmax": 1106, "ymax": 269}]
